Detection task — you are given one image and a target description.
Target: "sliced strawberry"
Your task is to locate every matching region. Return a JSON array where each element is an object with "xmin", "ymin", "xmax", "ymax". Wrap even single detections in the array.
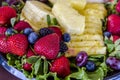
[
  {"xmin": 7, "ymin": 34, "xmax": 28, "ymax": 56},
  {"xmin": 0, "ymin": 35, "xmax": 8, "ymax": 53},
  {"xmin": 49, "ymin": 26, "xmax": 62, "ymax": 40},
  {"xmin": 14, "ymin": 21, "xmax": 31, "ymax": 32},
  {"xmin": 0, "ymin": 27, "xmax": 7, "ymax": 36},
  {"xmin": 50, "ymin": 56, "xmax": 70, "ymax": 77},
  {"xmin": 0, "ymin": 6, "xmax": 16, "ymax": 26},
  {"xmin": 107, "ymin": 14, "xmax": 120, "ymax": 36},
  {"xmin": 34, "ymin": 33, "xmax": 60, "ymax": 59}
]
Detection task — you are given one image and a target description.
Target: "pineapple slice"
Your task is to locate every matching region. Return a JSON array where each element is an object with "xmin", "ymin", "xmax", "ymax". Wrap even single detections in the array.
[
  {"xmin": 52, "ymin": 1, "xmax": 85, "ymax": 35},
  {"xmin": 21, "ymin": 1, "xmax": 55, "ymax": 31},
  {"xmin": 65, "ymin": 47, "xmax": 106, "ymax": 57},
  {"xmin": 71, "ymin": 34, "xmax": 103, "ymax": 41},
  {"xmin": 67, "ymin": 41, "xmax": 104, "ymax": 47}
]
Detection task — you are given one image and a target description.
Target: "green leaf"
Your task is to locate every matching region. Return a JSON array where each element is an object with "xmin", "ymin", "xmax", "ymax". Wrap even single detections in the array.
[
  {"xmin": 26, "ymin": 56, "xmax": 39, "ymax": 64},
  {"xmin": 34, "ymin": 58, "xmax": 41, "ymax": 75},
  {"xmin": 87, "ymin": 68, "xmax": 104, "ymax": 80},
  {"xmin": 52, "ymin": 18, "xmax": 58, "ymax": 25},
  {"xmin": 10, "ymin": 17, "xmax": 16, "ymax": 27},
  {"xmin": 107, "ymin": 44, "xmax": 115, "ymax": 53},
  {"xmin": 48, "ymin": 72, "xmax": 60, "ymax": 80},
  {"xmin": 43, "ymin": 59, "xmax": 48, "ymax": 74},
  {"xmin": 68, "ymin": 68, "xmax": 89, "ymax": 80},
  {"xmin": 115, "ymin": 39, "xmax": 120, "ymax": 47},
  {"xmin": 47, "ymin": 15, "xmax": 51, "ymax": 25},
  {"xmin": 104, "ymin": 39, "xmax": 113, "ymax": 45},
  {"xmin": 115, "ymin": 45, "xmax": 120, "ymax": 51},
  {"xmin": 109, "ymin": 51, "xmax": 120, "ymax": 57}
]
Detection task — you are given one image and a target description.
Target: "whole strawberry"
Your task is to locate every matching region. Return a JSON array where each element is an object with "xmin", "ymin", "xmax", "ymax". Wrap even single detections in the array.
[
  {"xmin": 50, "ymin": 56, "xmax": 70, "ymax": 77},
  {"xmin": 14, "ymin": 21, "xmax": 31, "ymax": 32},
  {"xmin": 34, "ymin": 33, "xmax": 60, "ymax": 60},
  {"xmin": 7, "ymin": 34, "xmax": 28, "ymax": 56},
  {"xmin": 23, "ymin": 62, "xmax": 32, "ymax": 71},
  {"xmin": 116, "ymin": 1, "xmax": 120, "ymax": 13},
  {"xmin": 0, "ymin": 27, "xmax": 7, "ymax": 36},
  {"xmin": 0, "ymin": 35, "xmax": 8, "ymax": 53},
  {"xmin": 49, "ymin": 26, "xmax": 62, "ymax": 40},
  {"xmin": 0, "ymin": 6, "xmax": 16, "ymax": 26},
  {"xmin": 107, "ymin": 14, "xmax": 120, "ymax": 36}
]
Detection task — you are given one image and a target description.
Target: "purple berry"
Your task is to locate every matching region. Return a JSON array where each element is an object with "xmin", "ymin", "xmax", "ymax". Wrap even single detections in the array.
[
  {"xmin": 106, "ymin": 57, "xmax": 120, "ymax": 70},
  {"xmin": 76, "ymin": 51, "xmax": 88, "ymax": 67}
]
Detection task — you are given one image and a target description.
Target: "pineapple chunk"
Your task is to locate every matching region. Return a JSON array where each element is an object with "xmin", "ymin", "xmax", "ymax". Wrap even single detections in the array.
[
  {"xmin": 52, "ymin": 2, "xmax": 85, "ymax": 35},
  {"xmin": 21, "ymin": 1, "xmax": 55, "ymax": 31}
]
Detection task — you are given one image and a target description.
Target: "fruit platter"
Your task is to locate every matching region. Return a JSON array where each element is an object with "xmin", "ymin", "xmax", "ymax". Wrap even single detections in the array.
[{"xmin": 1, "ymin": 0, "xmax": 120, "ymax": 80}]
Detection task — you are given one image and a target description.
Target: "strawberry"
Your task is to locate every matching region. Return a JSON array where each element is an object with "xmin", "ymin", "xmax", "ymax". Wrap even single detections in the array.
[
  {"xmin": 0, "ymin": 35, "xmax": 8, "ymax": 53},
  {"xmin": 116, "ymin": 1, "xmax": 120, "ymax": 13},
  {"xmin": 26, "ymin": 48, "xmax": 35, "ymax": 58},
  {"xmin": 7, "ymin": 34, "xmax": 28, "ymax": 56},
  {"xmin": 50, "ymin": 56, "xmax": 70, "ymax": 77},
  {"xmin": 14, "ymin": 21, "xmax": 31, "ymax": 32},
  {"xmin": 107, "ymin": 14, "xmax": 120, "ymax": 36},
  {"xmin": 0, "ymin": 27, "xmax": 7, "ymax": 36},
  {"xmin": 49, "ymin": 26, "xmax": 62, "ymax": 40},
  {"xmin": 34, "ymin": 33, "xmax": 60, "ymax": 60},
  {"xmin": 112, "ymin": 35, "xmax": 120, "ymax": 42},
  {"xmin": 23, "ymin": 62, "xmax": 32, "ymax": 71},
  {"xmin": 0, "ymin": 6, "xmax": 16, "ymax": 26}
]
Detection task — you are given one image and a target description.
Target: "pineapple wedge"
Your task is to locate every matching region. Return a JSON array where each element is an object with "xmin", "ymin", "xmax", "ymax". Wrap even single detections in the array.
[
  {"xmin": 52, "ymin": 2, "xmax": 85, "ymax": 35},
  {"xmin": 21, "ymin": 1, "xmax": 55, "ymax": 31}
]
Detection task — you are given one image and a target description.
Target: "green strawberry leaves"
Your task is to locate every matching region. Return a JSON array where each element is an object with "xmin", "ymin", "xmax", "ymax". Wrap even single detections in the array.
[{"xmin": 47, "ymin": 15, "xmax": 58, "ymax": 26}]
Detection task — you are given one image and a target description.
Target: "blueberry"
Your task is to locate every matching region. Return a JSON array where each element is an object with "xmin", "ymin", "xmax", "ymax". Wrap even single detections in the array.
[
  {"xmin": 28, "ymin": 32, "xmax": 39, "ymax": 44},
  {"xmin": 63, "ymin": 33, "xmax": 71, "ymax": 42},
  {"xmin": 59, "ymin": 41, "xmax": 68, "ymax": 53},
  {"xmin": 76, "ymin": 51, "xmax": 88, "ymax": 67},
  {"xmin": 23, "ymin": 28, "xmax": 33, "ymax": 36},
  {"xmin": 39, "ymin": 28, "xmax": 53, "ymax": 37},
  {"xmin": 104, "ymin": 31, "xmax": 111, "ymax": 38},
  {"xmin": 85, "ymin": 61, "xmax": 96, "ymax": 72},
  {"xmin": 5, "ymin": 28, "xmax": 17, "ymax": 36}
]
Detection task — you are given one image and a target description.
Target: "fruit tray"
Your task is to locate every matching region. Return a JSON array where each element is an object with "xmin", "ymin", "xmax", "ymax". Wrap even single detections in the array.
[{"xmin": 1, "ymin": 0, "xmax": 120, "ymax": 80}]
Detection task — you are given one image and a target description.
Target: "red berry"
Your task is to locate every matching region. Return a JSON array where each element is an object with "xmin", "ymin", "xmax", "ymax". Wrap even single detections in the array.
[
  {"xmin": 116, "ymin": 1, "xmax": 120, "ymax": 13},
  {"xmin": 7, "ymin": 34, "xmax": 28, "ymax": 56},
  {"xmin": 26, "ymin": 48, "xmax": 35, "ymax": 58},
  {"xmin": 0, "ymin": 35, "xmax": 8, "ymax": 53},
  {"xmin": 0, "ymin": 6, "xmax": 16, "ymax": 26},
  {"xmin": 112, "ymin": 35, "xmax": 120, "ymax": 42},
  {"xmin": 0, "ymin": 27, "xmax": 7, "ymax": 36},
  {"xmin": 14, "ymin": 21, "xmax": 31, "ymax": 32},
  {"xmin": 49, "ymin": 26, "xmax": 62, "ymax": 40},
  {"xmin": 23, "ymin": 63, "xmax": 32, "ymax": 71},
  {"xmin": 50, "ymin": 56, "xmax": 70, "ymax": 77},
  {"xmin": 34, "ymin": 33, "xmax": 60, "ymax": 59},
  {"xmin": 107, "ymin": 14, "xmax": 120, "ymax": 36}
]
